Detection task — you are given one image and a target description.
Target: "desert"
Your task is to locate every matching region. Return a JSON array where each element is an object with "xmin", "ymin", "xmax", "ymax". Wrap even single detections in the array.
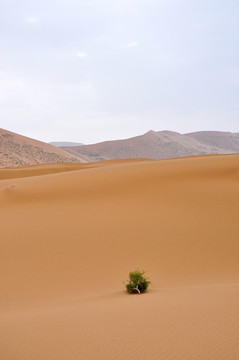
[
  {"xmin": 1, "ymin": 154, "xmax": 239, "ymax": 359},
  {"xmin": 1, "ymin": 0, "xmax": 238, "ymax": 358}
]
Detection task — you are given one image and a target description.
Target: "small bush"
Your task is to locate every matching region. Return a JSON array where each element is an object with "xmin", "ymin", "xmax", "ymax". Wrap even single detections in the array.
[{"xmin": 125, "ymin": 270, "xmax": 150, "ymax": 294}]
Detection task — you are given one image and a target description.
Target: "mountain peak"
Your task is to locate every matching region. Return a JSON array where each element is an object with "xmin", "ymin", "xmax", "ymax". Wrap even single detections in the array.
[{"xmin": 62, "ymin": 130, "xmax": 239, "ymax": 162}]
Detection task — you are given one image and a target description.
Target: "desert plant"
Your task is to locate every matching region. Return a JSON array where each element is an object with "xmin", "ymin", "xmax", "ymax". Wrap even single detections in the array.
[{"xmin": 125, "ymin": 270, "xmax": 150, "ymax": 294}]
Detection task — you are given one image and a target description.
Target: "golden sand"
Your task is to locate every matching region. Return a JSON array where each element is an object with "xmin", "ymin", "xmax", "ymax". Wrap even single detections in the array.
[{"xmin": 1, "ymin": 155, "xmax": 239, "ymax": 359}]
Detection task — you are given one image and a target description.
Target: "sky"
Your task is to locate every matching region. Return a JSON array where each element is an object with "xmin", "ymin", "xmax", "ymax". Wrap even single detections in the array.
[{"xmin": 0, "ymin": 0, "xmax": 238, "ymax": 144}]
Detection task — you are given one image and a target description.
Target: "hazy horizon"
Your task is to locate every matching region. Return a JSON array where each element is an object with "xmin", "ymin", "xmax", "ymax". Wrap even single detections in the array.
[{"xmin": 1, "ymin": 0, "xmax": 238, "ymax": 144}]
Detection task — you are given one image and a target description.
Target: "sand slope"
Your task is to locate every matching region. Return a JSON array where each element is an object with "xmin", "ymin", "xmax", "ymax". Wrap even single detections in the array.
[
  {"xmin": 1, "ymin": 155, "xmax": 239, "ymax": 359},
  {"xmin": 0, "ymin": 128, "xmax": 83, "ymax": 167}
]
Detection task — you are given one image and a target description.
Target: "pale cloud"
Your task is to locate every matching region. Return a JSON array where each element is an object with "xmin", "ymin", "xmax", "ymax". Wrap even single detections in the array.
[
  {"xmin": 126, "ymin": 41, "xmax": 138, "ymax": 48},
  {"xmin": 77, "ymin": 52, "xmax": 88, "ymax": 58},
  {"xmin": 28, "ymin": 17, "xmax": 37, "ymax": 23}
]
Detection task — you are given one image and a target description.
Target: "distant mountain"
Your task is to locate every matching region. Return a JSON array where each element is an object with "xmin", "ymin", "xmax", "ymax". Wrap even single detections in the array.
[
  {"xmin": 2, "ymin": 129, "xmax": 239, "ymax": 167},
  {"xmin": 185, "ymin": 131, "xmax": 239, "ymax": 151},
  {"xmin": 49, "ymin": 142, "xmax": 84, "ymax": 147},
  {"xmin": 62, "ymin": 130, "xmax": 239, "ymax": 162},
  {"xmin": 0, "ymin": 128, "xmax": 84, "ymax": 168}
]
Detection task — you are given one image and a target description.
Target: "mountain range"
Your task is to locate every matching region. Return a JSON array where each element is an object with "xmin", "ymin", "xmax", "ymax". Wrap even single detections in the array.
[
  {"xmin": 62, "ymin": 130, "xmax": 239, "ymax": 162},
  {"xmin": 1, "ymin": 128, "xmax": 239, "ymax": 167}
]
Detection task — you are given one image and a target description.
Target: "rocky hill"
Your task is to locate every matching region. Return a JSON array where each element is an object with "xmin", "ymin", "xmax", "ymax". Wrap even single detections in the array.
[
  {"xmin": 0, "ymin": 128, "xmax": 84, "ymax": 168},
  {"xmin": 62, "ymin": 130, "xmax": 239, "ymax": 162}
]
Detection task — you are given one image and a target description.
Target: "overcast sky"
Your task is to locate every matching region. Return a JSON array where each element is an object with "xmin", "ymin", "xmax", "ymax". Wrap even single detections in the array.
[{"xmin": 0, "ymin": 0, "xmax": 238, "ymax": 144}]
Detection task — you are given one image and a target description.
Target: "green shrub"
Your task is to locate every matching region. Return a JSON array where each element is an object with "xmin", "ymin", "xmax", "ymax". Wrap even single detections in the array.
[{"xmin": 125, "ymin": 270, "xmax": 150, "ymax": 294}]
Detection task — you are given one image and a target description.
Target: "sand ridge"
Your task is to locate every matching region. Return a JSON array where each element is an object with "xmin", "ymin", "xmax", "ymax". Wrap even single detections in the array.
[{"xmin": 1, "ymin": 154, "xmax": 239, "ymax": 359}]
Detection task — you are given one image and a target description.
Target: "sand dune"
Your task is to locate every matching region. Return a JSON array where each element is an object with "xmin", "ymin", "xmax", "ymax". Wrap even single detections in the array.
[
  {"xmin": 1, "ymin": 154, "xmax": 239, "ymax": 359},
  {"xmin": 0, "ymin": 128, "xmax": 84, "ymax": 167}
]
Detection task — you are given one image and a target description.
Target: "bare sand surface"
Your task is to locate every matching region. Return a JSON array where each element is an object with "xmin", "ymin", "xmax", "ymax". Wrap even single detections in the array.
[{"xmin": 1, "ymin": 155, "xmax": 239, "ymax": 359}]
